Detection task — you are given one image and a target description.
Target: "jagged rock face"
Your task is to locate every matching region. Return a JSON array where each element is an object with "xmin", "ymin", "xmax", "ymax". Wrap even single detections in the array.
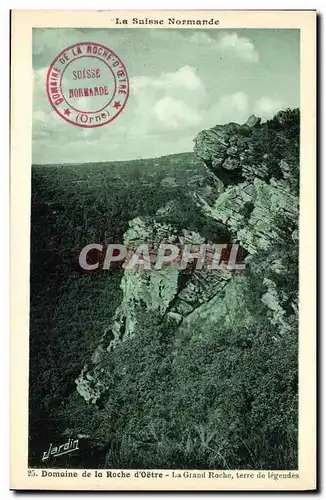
[
  {"xmin": 193, "ymin": 122, "xmax": 250, "ymax": 185},
  {"xmin": 193, "ymin": 113, "xmax": 297, "ymax": 187},
  {"xmin": 193, "ymin": 110, "xmax": 299, "ymax": 337},
  {"xmin": 193, "ymin": 116, "xmax": 263, "ymax": 185},
  {"xmin": 76, "ymin": 110, "xmax": 299, "ymax": 404},
  {"xmin": 210, "ymin": 177, "xmax": 298, "ymax": 255},
  {"xmin": 76, "ymin": 216, "xmax": 233, "ymax": 403}
]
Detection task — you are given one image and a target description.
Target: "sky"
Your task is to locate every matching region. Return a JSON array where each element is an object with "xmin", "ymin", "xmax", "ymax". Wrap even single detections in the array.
[{"xmin": 32, "ymin": 28, "xmax": 300, "ymax": 164}]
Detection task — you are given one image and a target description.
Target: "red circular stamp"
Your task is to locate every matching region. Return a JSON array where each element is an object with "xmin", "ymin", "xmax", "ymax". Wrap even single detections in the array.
[{"xmin": 46, "ymin": 42, "xmax": 129, "ymax": 128}]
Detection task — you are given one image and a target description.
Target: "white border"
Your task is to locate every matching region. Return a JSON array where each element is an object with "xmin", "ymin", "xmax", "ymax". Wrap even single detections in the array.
[{"xmin": 3, "ymin": 2, "xmax": 321, "ymax": 498}]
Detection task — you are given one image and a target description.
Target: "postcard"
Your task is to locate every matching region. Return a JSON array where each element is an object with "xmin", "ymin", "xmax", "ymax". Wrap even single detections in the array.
[{"xmin": 10, "ymin": 9, "xmax": 316, "ymax": 491}]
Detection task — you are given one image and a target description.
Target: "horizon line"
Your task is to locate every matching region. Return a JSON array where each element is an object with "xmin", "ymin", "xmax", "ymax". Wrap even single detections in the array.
[{"xmin": 32, "ymin": 150, "xmax": 196, "ymax": 166}]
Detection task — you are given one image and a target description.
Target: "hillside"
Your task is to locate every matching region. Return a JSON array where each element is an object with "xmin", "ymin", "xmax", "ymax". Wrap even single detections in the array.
[
  {"xmin": 29, "ymin": 110, "xmax": 299, "ymax": 469},
  {"xmin": 29, "ymin": 151, "xmax": 218, "ymax": 466}
]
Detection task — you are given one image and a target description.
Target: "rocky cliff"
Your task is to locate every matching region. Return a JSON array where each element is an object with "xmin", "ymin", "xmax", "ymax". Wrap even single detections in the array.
[{"xmin": 76, "ymin": 109, "xmax": 299, "ymax": 406}]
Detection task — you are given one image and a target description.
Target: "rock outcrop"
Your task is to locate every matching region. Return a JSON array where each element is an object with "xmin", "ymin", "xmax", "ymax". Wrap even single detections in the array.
[
  {"xmin": 76, "ymin": 109, "xmax": 299, "ymax": 404},
  {"xmin": 76, "ymin": 216, "xmax": 233, "ymax": 403}
]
